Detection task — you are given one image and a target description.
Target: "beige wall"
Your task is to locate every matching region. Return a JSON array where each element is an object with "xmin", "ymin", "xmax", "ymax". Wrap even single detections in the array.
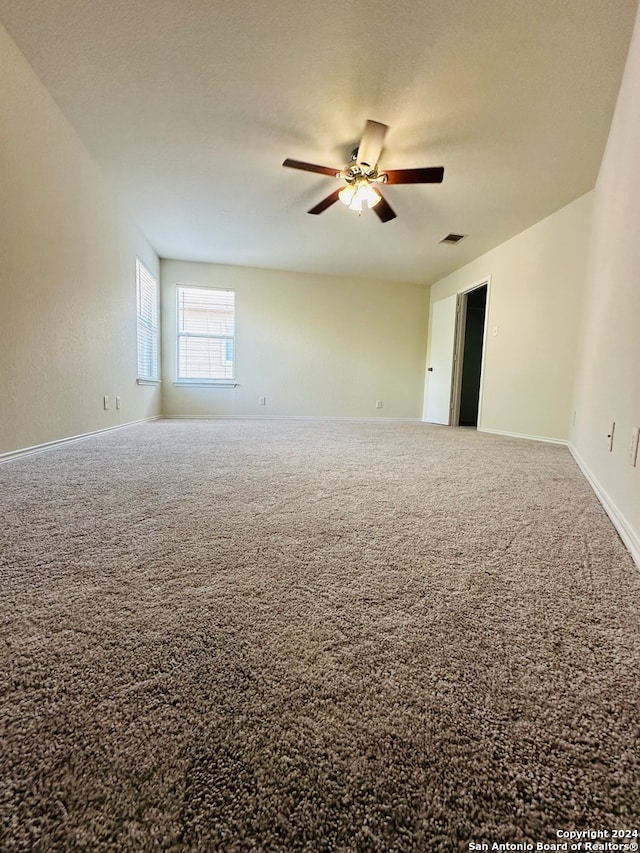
[
  {"xmin": 161, "ymin": 260, "xmax": 429, "ymax": 419},
  {"xmin": 0, "ymin": 24, "xmax": 161, "ymax": 456},
  {"xmin": 425, "ymin": 193, "xmax": 593, "ymax": 441},
  {"xmin": 570, "ymin": 2, "xmax": 640, "ymax": 559}
]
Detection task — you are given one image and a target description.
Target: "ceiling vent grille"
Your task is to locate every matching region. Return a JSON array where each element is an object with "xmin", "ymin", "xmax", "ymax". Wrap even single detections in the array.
[{"xmin": 439, "ymin": 233, "xmax": 466, "ymax": 245}]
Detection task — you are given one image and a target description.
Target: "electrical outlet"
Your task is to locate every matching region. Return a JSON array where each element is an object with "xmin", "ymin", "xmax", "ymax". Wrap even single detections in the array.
[
  {"xmin": 375, "ymin": 400, "xmax": 383, "ymax": 409},
  {"xmin": 115, "ymin": 396, "xmax": 121, "ymax": 410},
  {"xmin": 608, "ymin": 421, "xmax": 615, "ymax": 452},
  {"xmin": 630, "ymin": 426, "xmax": 639, "ymax": 467},
  {"xmin": 103, "ymin": 395, "xmax": 110, "ymax": 410},
  {"xmin": 258, "ymin": 396, "xmax": 266, "ymax": 406}
]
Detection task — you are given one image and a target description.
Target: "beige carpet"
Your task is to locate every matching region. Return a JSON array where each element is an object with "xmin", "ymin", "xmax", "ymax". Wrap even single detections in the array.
[{"xmin": 1, "ymin": 419, "xmax": 639, "ymax": 851}]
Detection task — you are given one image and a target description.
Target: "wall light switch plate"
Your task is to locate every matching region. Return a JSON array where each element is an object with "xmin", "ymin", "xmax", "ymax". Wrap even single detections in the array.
[
  {"xmin": 103, "ymin": 395, "xmax": 110, "ymax": 410},
  {"xmin": 608, "ymin": 421, "xmax": 615, "ymax": 452}
]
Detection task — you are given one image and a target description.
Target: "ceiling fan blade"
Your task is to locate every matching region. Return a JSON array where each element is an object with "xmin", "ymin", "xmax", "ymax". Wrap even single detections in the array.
[
  {"xmin": 382, "ymin": 166, "xmax": 445, "ymax": 185},
  {"xmin": 283, "ymin": 158, "xmax": 340, "ymax": 177},
  {"xmin": 308, "ymin": 188, "xmax": 342, "ymax": 215},
  {"xmin": 356, "ymin": 120, "xmax": 389, "ymax": 168},
  {"xmin": 373, "ymin": 193, "xmax": 396, "ymax": 223}
]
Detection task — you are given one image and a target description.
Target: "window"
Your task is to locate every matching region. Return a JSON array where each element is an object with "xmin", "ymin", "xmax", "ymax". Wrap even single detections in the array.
[
  {"xmin": 176, "ymin": 286, "xmax": 235, "ymax": 383},
  {"xmin": 136, "ymin": 259, "xmax": 159, "ymax": 383}
]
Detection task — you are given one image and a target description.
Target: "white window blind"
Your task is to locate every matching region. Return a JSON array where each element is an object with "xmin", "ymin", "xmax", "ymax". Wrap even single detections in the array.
[
  {"xmin": 176, "ymin": 286, "xmax": 235, "ymax": 382},
  {"xmin": 136, "ymin": 259, "xmax": 159, "ymax": 382}
]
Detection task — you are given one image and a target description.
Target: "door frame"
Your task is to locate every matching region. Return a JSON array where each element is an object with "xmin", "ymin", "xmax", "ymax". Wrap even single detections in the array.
[{"xmin": 450, "ymin": 276, "xmax": 491, "ymax": 427}]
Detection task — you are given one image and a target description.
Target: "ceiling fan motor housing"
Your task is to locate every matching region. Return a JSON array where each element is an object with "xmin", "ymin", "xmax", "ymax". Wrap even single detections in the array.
[{"xmin": 343, "ymin": 161, "xmax": 382, "ymax": 185}]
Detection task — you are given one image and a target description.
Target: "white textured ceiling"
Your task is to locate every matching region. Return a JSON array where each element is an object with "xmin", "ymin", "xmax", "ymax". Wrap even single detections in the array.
[{"xmin": 1, "ymin": 0, "xmax": 637, "ymax": 284}]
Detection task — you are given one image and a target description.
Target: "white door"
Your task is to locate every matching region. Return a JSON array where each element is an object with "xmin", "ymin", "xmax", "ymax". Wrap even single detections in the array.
[{"xmin": 423, "ymin": 294, "xmax": 459, "ymax": 424}]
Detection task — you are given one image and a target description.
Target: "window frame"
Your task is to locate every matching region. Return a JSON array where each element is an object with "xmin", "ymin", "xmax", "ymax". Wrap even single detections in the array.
[
  {"xmin": 135, "ymin": 258, "xmax": 160, "ymax": 384},
  {"xmin": 174, "ymin": 284, "xmax": 237, "ymax": 386}
]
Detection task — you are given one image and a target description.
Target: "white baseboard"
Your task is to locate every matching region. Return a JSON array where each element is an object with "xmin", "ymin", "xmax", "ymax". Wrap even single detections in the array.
[
  {"xmin": 0, "ymin": 417, "xmax": 159, "ymax": 464},
  {"xmin": 569, "ymin": 443, "xmax": 640, "ymax": 569},
  {"xmin": 478, "ymin": 427, "xmax": 568, "ymax": 446},
  {"xmin": 160, "ymin": 415, "xmax": 422, "ymax": 424}
]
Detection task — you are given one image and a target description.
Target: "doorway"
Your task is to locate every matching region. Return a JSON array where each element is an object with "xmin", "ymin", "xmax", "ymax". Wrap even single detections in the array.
[
  {"xmin": 423, "ymin": 280, "xmax": 489, "ymax": 427},
  {"xmin": 455, "ymin": 284, "xmax": 487, "ymax": 427}
]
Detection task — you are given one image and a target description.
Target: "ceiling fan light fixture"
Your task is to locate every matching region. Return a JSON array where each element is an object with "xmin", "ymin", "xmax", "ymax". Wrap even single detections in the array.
[
  {"xmin": 338, "ymin": 184, "xmax": 356, "ymax": 207},
  {"xmin": 359, "ymin": 181, "xmax": 381, "ymax": 208},
  {"xmin": 339, "ymin": 179, "xmax": 381, "ymax": 211}
]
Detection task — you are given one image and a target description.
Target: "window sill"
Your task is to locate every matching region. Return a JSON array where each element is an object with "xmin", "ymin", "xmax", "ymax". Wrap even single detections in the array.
[
  {"xmin": 137, "ymin": 378, "xmax": 161, "ymax": 386},
  {"xmin": 173, "ymin": 380, "xmax": 238, "ymax": 388}
]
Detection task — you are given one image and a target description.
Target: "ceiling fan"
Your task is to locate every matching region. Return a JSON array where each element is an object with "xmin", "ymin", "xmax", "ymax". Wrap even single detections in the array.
[{"xmin": 283, "ymin": 120, "xmax": 444, "ymax": 223}]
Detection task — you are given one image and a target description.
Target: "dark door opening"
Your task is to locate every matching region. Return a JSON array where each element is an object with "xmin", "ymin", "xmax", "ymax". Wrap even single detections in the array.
[{"xmin": 458, "ymin": 284, "xmax": 487, "ymax": 427}]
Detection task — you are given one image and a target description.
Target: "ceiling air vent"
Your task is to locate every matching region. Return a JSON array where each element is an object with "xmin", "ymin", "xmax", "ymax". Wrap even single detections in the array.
[{"xmin": 439, "ymin": 233, "xmax": 466, "ymax": 245}]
